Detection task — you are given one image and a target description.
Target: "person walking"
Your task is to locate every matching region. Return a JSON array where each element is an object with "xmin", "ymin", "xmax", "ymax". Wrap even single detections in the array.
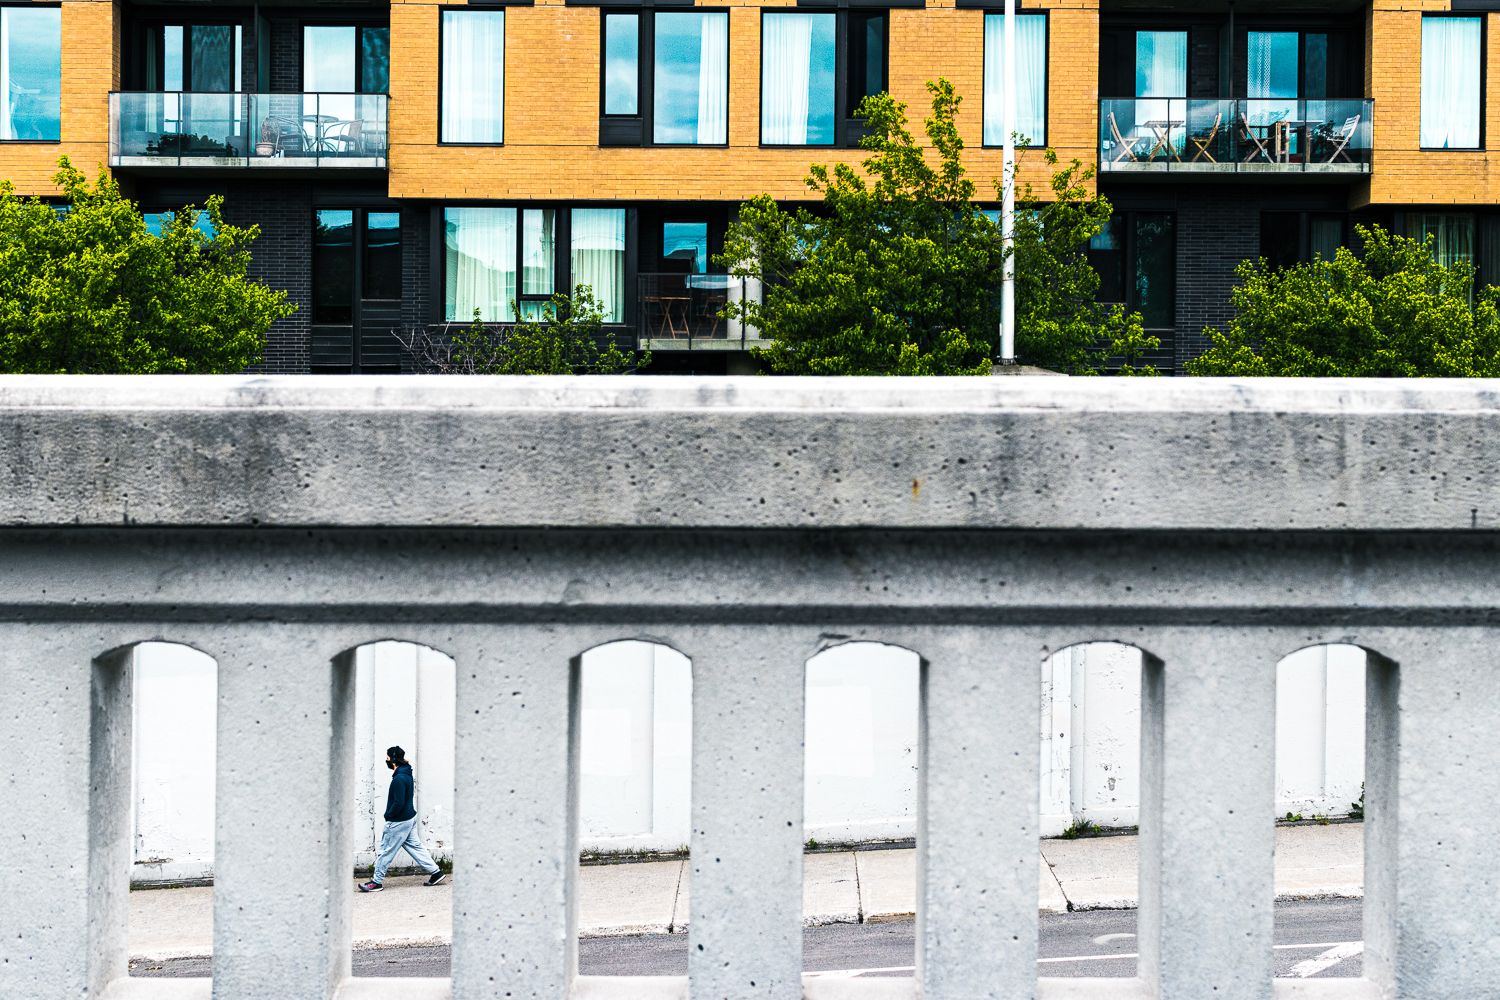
[{"xmin": 358, "ymin": 746, "xmax": 448, "ymax": 892}]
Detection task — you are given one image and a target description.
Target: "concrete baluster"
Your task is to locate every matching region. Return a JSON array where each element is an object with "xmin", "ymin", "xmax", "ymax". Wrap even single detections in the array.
[
  {"xmin": 687, "ymin": 628, "xmax": 809, "ymax": 1000},
  {"xmin": 449, "ymin": 626, "xmax": 581, "ymax": 1000},
  {"xmin": 916, "ymin": 627, "xmax": 1042, "ymax": 999},
  {"xmin": 0, "ymin": 626, "xmax": 130, "ymax": 1000},
  {"xmin": 1138, "ymin": 630, "xmax": 1280, "ymax": 1000},
  {"xmin": 212, "ymin": 626, "xmax": 356, "ymax": 1000},
  {"xmin": 1364, "ymin": 630, "xmax": 1500, "ymax": 1000}
]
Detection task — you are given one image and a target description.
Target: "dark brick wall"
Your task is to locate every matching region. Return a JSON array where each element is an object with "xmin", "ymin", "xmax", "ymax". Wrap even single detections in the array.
[
  {"xmin": 270, "ymin": 18, "xmax": 301, "ymax": 93},
  {"xmin": 1171, "ymin": 191, "xmax": 1260, "ymax": 371},
  {"xmin": 223, "ymin": 185, "xmax": 314, "ymax": 374}
]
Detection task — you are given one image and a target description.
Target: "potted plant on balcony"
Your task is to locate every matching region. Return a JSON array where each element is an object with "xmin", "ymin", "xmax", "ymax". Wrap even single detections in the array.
[{"xmin": 256, "ymin": 119, "xmax": 277, "ymax": 157}]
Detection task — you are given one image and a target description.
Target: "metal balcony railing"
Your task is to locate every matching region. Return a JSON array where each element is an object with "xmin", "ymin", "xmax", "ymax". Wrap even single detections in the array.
[
  {"xmin": 637, "ymin": 273, "xmax": 764, "ymax": 350},
  {"xmin": 1100, "ymin": 98, "xmax": 1373, "ymax": 175},
  {"xmin": 2, "ymin": 376, "xmax": 1494, "ymax": 1000},
  {"xmin": 109, "ymin": 92, "xmax": 388, "ymax": 169}
]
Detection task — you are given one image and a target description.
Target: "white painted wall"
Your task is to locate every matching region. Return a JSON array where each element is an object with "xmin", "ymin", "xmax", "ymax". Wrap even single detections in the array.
[{"xmin": 127, "ymin": 639, "xmax": 1368, "ymax": 881}]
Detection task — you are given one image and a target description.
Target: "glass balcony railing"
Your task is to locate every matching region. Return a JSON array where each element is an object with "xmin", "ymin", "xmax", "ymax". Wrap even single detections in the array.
[
  {"xmin": 109, "ymin": 92, "xmax": 388, "ymax": 168},
  {"xmin": 1100, "ymin": 98, "xmax": 1372, "ymax": 174},
  {"xmin": 637, "ymin": 273, "xmax": 764, "ymax": 349}
]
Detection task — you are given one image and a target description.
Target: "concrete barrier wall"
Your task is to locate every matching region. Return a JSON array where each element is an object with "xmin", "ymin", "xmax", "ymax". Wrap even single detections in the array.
[{"xmin": 6, "ymin": 375, "xmax": 1498, "ymax": 1000}]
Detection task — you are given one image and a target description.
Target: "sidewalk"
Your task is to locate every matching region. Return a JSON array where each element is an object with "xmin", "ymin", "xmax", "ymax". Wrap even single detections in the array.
[{"xmin": 128, "ymin": 822, "xmax": 1362, "ymax": 961}]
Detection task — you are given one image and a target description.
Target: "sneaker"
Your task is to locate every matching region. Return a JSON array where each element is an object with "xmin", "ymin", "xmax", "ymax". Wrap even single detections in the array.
[
  {"xmin": 424, "ymin": 871, "xmax": 448, "ymax": 887},
  {"xmin": 358, "ymin": 880, "xmax": 383, "ymax": 893}
]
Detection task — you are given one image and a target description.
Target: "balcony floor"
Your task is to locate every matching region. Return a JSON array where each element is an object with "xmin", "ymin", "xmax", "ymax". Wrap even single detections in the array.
[{"xmin": 111, "ymin": 155, "xmax": 386, "ymax": 173}]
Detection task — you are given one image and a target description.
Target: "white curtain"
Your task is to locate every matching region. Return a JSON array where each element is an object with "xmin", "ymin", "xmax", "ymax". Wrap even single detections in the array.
[
  {"xmin": 442, "ymin": 10, "xmax": 505, "ymax": 143},
  {"xmin": 0, "ymin": 13, "xmax": 11, "ymax": 142},
  {"xmin": 696, "ymin": 13, "xmax": 728, "ymax": 145},
  {"xmin": 571, "ymin": 208, "xmax": 626, "ymax": 323},
  {"xmin": 445, "ymin": 208, "xmax": 517, "ymax": 322},
  {"xmin": 1421, "ymin": 16, "xmax": 1481, "ymax": 149},
  {"xmin": 983, "ymin": 14, "xmax": 1047, "ymax": 146},
  {"xmin": 762, "ymin": 13, "xmax": 814, "ymax": 145},
  {"xmin": 1407, "ymin": 213, "xmax": 1475, "ymax": 270}
]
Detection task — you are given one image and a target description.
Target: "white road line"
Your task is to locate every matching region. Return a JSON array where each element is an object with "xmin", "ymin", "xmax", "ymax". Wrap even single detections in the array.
[
  {"xmin": 1287, "ymin": 942, "xmax": 1364, "ymax": 978},
  {"xmin": 804, "ymin": 940, "xmax": 1365, "ymax": 979}
]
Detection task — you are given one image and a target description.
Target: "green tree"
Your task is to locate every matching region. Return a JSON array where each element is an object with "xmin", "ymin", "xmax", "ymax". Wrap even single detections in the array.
[
  {"xmin": 1187, "ymin": 224, "xmax": 1500, "ymax": 377},
  {"xmin": 398, "ymin": 287, "xmax": 645, "ymax": 375},
  {"xmin": 0, "ymin": 158, "xmax": 294, "ymax": 373},
  {"xmin": 720, "ymin": 78, "xmax": 1156, "ymax": 375}
]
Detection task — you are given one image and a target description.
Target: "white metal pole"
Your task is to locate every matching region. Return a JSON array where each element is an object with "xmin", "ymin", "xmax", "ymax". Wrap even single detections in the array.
[{"xmin": 1000, "ymin": 0, "xmax": 1017, "ymax": 364}]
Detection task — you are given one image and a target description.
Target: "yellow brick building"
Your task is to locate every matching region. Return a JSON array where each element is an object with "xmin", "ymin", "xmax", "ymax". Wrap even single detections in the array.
[{"xmin": 0, "ymin": 0, "xmax": 1491, "ymax": 372}]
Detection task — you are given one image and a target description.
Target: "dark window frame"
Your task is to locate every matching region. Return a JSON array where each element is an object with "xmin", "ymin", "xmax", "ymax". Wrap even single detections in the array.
[
  {"xmin": 756, "ymin": 6, "xmax": 890, "ymax": 149},
  {"xmin": 437, "ymin": 5, "xmax": 508, "ymax": 146},
  {"xmin": 297, "ymin": 21, "xmax": 392, "ymax": 97},
  {"xmin": 1090, "ymin": 209, "xmax": 1177, "ymax": 331},
  {"xmin": 597, "ymin": 7, "xmax": 732, "ymax": 149},
  {"xmin": 0, "ymin": 2, "xmax": 63, "ymax": 144},
  {"xmin": 979, "ymin": 9, "xmax": 1048, "ymax": 149},
  {"xmin": 1418, "ymin": 11, "xmax": 1486, "ymax": 152},
  {"xmin": 124, "ymin": 16, "xmax": 248, "ymax": 93},
  {"xmin": 436, "ymin": 203, "xmax": 637, "ymax": 326}
]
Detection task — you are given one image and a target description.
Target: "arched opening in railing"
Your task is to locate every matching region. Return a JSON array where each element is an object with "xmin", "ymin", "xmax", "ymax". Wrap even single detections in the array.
[
  {"xmin": 1271, "ymin": 642, "xmax": 1373, "ymax": 983},
  {"xmin": 804, "ymin": 639, "xmax": 919, "ymax": 935},
  {"xmin": 573, "ymin": 638, "xmax": 692, "ymax": 967}
]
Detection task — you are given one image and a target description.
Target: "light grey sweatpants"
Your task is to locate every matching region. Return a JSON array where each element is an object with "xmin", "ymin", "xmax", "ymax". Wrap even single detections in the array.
[{"xmin": 374, "ymin": 816, "xmax": 440, "ymax": 883}]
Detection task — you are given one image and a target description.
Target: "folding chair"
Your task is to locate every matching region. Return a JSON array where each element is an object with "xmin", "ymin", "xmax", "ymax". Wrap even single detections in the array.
[
  {"xmin": 1189, "ymin": 112, "xmax": 1222, "ymax": 163},
  {"xmin": 1108, "ymin": 113, "xmax": 1141, "ymax": 163},
  {"xmin": 1238, "ymin": 114, "xmax": 1273, "ymax": 163},
  {"xmin": 1325, "ymin": 115, "xmax": 1360, "ymax": 163}
]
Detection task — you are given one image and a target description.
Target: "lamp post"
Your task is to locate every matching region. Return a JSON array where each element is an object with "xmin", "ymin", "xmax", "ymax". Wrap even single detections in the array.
[{"xmin": 999, "ymin": 0, "xmax": 1017, "ymax": 365}]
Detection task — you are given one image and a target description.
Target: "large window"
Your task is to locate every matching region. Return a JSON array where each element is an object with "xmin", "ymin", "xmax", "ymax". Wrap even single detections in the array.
[
  {"xmin": 601, "ymin": 11, "xmax": 727, "ymax": 146},
  {"xmin": 315, "ymin": 209, "xmax": 356, "ymax": 325},
  {"xmin": 441, "ymin": 10, "xmax": 505, "ymax": 144},
  {"xmin": 445, "ymin": 207, "xmax": 627, "ymax": 324},
  {"xmin": 1406, "ymin": 213, "xmax": 1476, "ymax": 271},
  {"xmin": 761, "ymin": 10, "xmax": 885, "ymax": 147},
  {"xmin": 304, "ymin": 24, "xmax": 389, "ymax": 135},
  {"xmin": 0, "ymin": 5, "xmax": 62, "ymax": 141},
  {"xmin": 1421, "ymin": 16, "xmax": 1482, "ymax": 150},
  {"xmin": 572, "ymin": 208, "xmax": 626, "ymax": 323},
  {"xmin": 1089, "ymin": 212, "xmax": 1176, "ymax": 330},
  {"xmin": 654, "ymin": 12, "xmax": 727, "ymax": 144},
  {"xmin": 983, "ymin": 13, "xmax": 1047, "ymax": 147},
  {"xmin": 143, "ymin": 24, "xmax": 242, "ymax": 93}
]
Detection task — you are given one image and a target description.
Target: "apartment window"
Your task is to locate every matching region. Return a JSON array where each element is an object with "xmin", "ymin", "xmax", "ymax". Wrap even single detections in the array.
[
  {"xmin": 1421, "ymin": 16, "xmax": 1482, "ymax": 150},
  {"xmin": 601, "ymin": 11, "xmax": 728, "ymax": 146},
  {"xmin": 1406, "ymin": 213, "xmax": 1476, "ymax": 271},
  {"xmin": 983, "ymin": 13, "xmax": 1046, "ymax": 147},
  {"xmin": 0, "ymin": 5, "xmax": 62, "ymax": 141},
  {"xmin": 445, "ymin": 207, "xmax": 627, "ymax": 324},
  {"xmin": 1260, "ymin": 212, "xmax": 1346, "ymax": 271},
  {"xmin": 572, "ymin": 208, "xmax": 626, "ymax": 322},
  {"xmin": 441, "ymin": 10, "xmax": 505, "ymax": 143},
  {"xmin": 654, "ymin": 12, "xmax": 728, "ymax": 144},
  {"xmin": 315, "ymin": 209, "xmax": 357, "ymax": 325},
  {"xmin": 364, "ymin": 211, "xmax": 402, "ymax": 301},
  {"xmin": 760, "ymin": 10, "xmax": 886, "ymax": 147},
  {"xmin": 1090, "ymin": 212, "xmax": 1176, "ymax": 330},
  {"xmin": 144, "ymin": 210, "xmax": 218, "ymax": 239},
  {"xmin": 304, "ymin": 26, "xmax": 388, "ymax": 94},
  {"xmin": 142, "ymin": 24, "xmax": 243, "ymax": 93}
]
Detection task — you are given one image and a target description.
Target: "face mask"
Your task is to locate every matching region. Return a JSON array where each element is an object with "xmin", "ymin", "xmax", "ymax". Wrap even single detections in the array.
[{"xmin": 386, "ymin": 760, "xmax": 395, "ymax": 770}]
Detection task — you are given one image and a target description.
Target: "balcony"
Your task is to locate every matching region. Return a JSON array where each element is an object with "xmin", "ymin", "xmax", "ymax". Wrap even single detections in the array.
[
  {"xmin": 1100, "ymin": 98, "xmax": 1372, "ymax": 177},
  {"xmin": 637, "ymin": 273, "xmax": 768, "ymax": 351},
  {"xmin": 109, "ymin": 92, "xmax": 387, "ymax": 171}
]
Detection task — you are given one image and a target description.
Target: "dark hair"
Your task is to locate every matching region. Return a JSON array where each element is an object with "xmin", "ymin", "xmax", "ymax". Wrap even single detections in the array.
[{"xmin": 386, "ymin": 746, "xmax": 407, "ymax": 764}]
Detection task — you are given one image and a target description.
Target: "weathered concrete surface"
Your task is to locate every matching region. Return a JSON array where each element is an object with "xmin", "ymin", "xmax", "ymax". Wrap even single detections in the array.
[
  {"xmin": 5, "ymin": 376, "xmax": 1497, "ymax": 1000},
  {"xmin": 1, "ymin": 375, "xmax": 1500, "ymax": 532}
]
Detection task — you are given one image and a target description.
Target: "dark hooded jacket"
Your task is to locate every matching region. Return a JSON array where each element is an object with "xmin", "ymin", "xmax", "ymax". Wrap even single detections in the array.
[{"xmin": 385, "ymin": 763, "xmax": 417, "ymax": 822}]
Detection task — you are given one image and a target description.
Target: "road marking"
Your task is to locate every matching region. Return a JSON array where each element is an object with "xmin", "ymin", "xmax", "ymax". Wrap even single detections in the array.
[
  {"xmin": 1092, "ymin": 933, "xmax": 1136, "ymax": 946},
  {"xmin": 805, "ymin": 940, "xmax": 1366, "ymax": 979},
  {"xmin": 1287, "ymin": 942, "xmax": 1364, "ymax": 978}
]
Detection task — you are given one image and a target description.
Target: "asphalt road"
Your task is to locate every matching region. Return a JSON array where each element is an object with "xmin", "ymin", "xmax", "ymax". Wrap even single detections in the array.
[{"xmin": 130, "ymin": 898, "xmax": 1363, "ymax": 981}]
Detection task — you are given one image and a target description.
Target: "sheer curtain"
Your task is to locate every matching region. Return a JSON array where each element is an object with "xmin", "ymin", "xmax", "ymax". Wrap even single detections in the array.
[
  {"xmin": 1421, "ymin": 16, "xmax": 1481, "ymax": 149},
  {"xmin": 984, "ymin": 14, "xmax": 1047, "ymax": 146},
  {"xmin": 762, "ymin": 13, "xmax": 813, "ymax": 144},
  {"xmin": 442, "ymin": 10, "xmax": 505, "ymax": 143},
  {"xmin": 696, "ymin": 13, "xmax": 728, "ymax": 144},
  {"xmin": 1406, "ymin": 213, "xmax": 1475, "ymax": 270},
  {"xmin": 1135, "ymin": 30, "xmax": 1186, "ymax": 142},
  {"xmin": 571, "ymin": 209, "xmax": 626, "ymax": 323},
  {"xmin": 445, "ymin": 208, "xmax": 517, "ymax": 322}
]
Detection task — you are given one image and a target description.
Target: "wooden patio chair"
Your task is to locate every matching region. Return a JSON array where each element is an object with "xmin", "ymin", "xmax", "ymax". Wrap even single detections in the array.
[
  {"xmin": 1189, "ymin": 112, "xmax": 1222, "ymax": 163},
  {"xmin": 1107, "ymin": 113, "xmax": 1141, "ymax": 163},
  {"xmin": 1238, "ymin": 114, "xmax": 1274, "ymax": 163},
  {"xmin": 1325, "ymin": 115, "xmax": 1361, "ymax": 163}
]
